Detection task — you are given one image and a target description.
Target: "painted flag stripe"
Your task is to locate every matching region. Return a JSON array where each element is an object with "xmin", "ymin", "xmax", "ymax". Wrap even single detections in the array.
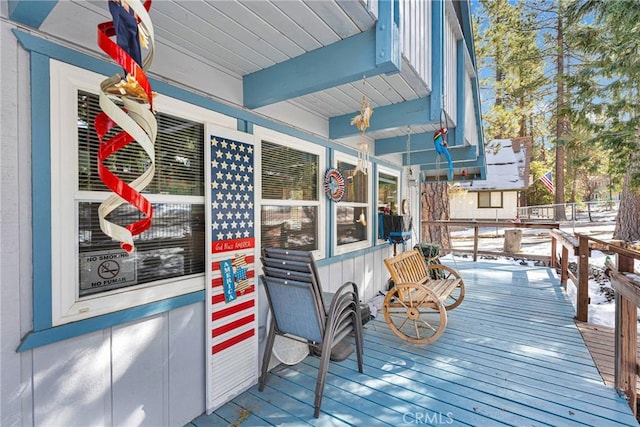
[
  {"xmin": 212, "ymin": 314, "xmax": 254, "ymax": 337},
  {"xmin": 212, "ymin": 329, "xmax": 255, "ymax": 354},
  {"xmin": 212, "ymin": 299, "xmax": 255, "ymax": 321}
]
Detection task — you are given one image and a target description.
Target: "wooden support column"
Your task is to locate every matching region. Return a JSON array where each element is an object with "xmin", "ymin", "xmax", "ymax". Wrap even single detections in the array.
[
  {"xmin": 575, "ymin": 235, "xmax": 589, "ymax": 322},
  {"xmin": 560, "ymin": 246, "xmax": 569, "ymax": 291},
  {"xmin": 550, "ymin": 236, "xmax": 557, "ymax": 268},
  {"xmin": 613, "ymin": 254, "xmax": 638, "ymax": 416}
]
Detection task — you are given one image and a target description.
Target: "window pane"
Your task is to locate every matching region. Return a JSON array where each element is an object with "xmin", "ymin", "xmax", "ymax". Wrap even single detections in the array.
[
  {"xmin": 261, "ymin": 141, "xmax": 318, "ymax": 200},
  {"xmin": 78, "ymin": 202, "xmax": 205, "ymax": 296},
  {"xmin": 337, "ymin": 206, "xmax": 367, "ymax": 245},
  {"xmin": 378, "ymin": 172, "xmax": 398, "ymax": 214},
  {"xmin": 261, "ymin": 206, "xmax": 318, "ymax": 251},
  {"xmin": 478, "ymin": 192, "xmax": 490, "ymax": 208},
  {"xmin": 77, "ymin": 90, "xmax": 204, "ymax": 196},
  {"xmin": 338, "ymin": 161, "xmax": 367, "ymax": 203},
  {"xmin": 491, "ymin": 192, "xmax": 502, "ymax": 207}
]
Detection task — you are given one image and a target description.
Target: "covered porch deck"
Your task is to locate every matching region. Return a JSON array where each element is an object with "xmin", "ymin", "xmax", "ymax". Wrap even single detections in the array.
[{"xmin": 191, "ymin": 260, "xmax": 638, "ymax": 426}]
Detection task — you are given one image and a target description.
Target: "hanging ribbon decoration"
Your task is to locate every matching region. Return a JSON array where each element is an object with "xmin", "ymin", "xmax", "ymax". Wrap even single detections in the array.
[{"xmin": 95, "ymin": 0, "xmax": 156, "ymax": 253}]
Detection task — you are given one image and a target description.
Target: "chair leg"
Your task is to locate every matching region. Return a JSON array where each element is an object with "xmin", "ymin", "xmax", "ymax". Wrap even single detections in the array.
[
  {"xmin": 314, "ymin": 340, "xmax": 333, "ymax": 418},
  {"xmin": 259, "ymin": 320, "xmax": 276, "ymax": 391},
  {"xmin": 354, "ymin": 311, "xmax": 364, "ymax": 373}
]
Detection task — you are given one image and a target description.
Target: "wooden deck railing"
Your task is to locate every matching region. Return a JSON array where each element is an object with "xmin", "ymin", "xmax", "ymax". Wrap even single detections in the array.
[
  {"xmin": 423, "ymin": 220, "xmax": 560, "ymax": 262},
  {"xmin": 421, "ymin": 220, "xmax": 640, "ymax": 416}
]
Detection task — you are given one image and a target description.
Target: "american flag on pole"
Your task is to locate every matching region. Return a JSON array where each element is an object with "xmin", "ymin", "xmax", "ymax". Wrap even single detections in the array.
[{"xmin": 539, "ymin": 171, "xmax": 554, "ymax": 194}]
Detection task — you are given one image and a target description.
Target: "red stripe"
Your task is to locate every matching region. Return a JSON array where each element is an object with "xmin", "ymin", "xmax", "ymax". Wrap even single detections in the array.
[
  {"xmin": 211, "ymin": 256, "xmax": 255, "ymax": 271},
  {"xmin": 211, "ymin": 285, "xmax": 255, "ymax": 304},
  {"xmin": 212, "ymin": 329, "xmax": 255, "ymax": 354},
  {"xmin": 212, "ymin": 314, "xmax": 254, "ymax": 337},
  {"xmin": 212, "ymin": 299, "xmax": 254, "ymax": 321},
  {"xmin": 211, "ymin": 270, "xmax": 255, "ymax": 288}
]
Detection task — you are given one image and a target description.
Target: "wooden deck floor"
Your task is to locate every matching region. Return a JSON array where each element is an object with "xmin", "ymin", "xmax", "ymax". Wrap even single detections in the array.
[{"xmin": 190, "ymin": 261, "xmax": 638, "ymax": 427}]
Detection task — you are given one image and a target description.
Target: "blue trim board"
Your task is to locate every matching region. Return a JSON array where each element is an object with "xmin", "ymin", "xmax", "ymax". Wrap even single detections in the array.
[
  {"xmin": 430, "ymin": 0, "xmax": 445, "ymax": 122},
  {"xmin": 375, "ymin": 0, "xmax": 401, "ymax": 70},
  {"xmin": 456, "ymin": 39, "xmax": 466, "ymax": 147},
  {"xmin": 8, "ymin": 0, "xmax": 57, "ymax": 29},
  {"xmin": 330, "ymin": 97, "xmax": 432, "ymax": 140},
  {"xmin": 18, "ymin": 291, "xmax": 204, "ymax": 352},
  {"xmin": 31, "ymin": 52, "xmax": 53, "ymax": 331},
  {"xmin": 459, "ymin": 0, "xmax": 477, "ymax": 69}
]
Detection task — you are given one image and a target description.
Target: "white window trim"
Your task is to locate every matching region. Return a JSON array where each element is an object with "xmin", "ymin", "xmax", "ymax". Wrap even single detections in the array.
[
  {"xmin": 333, "ymin": 151, "xmax": 372, "ymax": 255},
  {"xmin": 376, "ymin": 165, "xmax": 401, "ymax": 245},
  {"xmin": 253, "ymin": 126, "xmax": 326, "ymax": 261},
  {"xmin": 50, "ymin": 60, "xmax": 235, "ymax": 326}
]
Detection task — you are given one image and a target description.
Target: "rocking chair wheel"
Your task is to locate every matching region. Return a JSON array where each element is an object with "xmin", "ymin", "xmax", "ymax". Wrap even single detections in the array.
[
  {"xmin": 426, "ymin": 264, "xmax": 465, "ymax": 310},
  {"xmin": 383, "ymin": 283, "xmax": 447, "ymax": 345}
]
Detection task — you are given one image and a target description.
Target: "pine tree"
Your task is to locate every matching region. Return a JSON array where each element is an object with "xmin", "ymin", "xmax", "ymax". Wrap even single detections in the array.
[{"xmin": 567, "ymin": 0, "xmax": 640, "ymax": 241}]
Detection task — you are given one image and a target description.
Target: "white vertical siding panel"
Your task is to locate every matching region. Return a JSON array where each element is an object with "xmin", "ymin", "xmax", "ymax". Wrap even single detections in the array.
[
  {"xmin": 445, "ymin": 17, "xmax": 457, "ymax": 126},
  {"xmin": 169, "ymin": 304, "xmax": 206, "ymax": 426},
  {"xmin": 32, "ymin": 331, "xmax": 111, "ymax": 427},
  {"xmin": 465, "ymin": 73, "xmax": 479, "ymax": 147},
  {"xmin": 401, "ymin": 0, "xmax": 432, "ymax": 90},
  {"xmin": 1, "ymin": 20, "xmax": 34, "ymax": 427},
  {"xmin": 112, "ymin": 316, "xmax": 167, "ymax": 427}
]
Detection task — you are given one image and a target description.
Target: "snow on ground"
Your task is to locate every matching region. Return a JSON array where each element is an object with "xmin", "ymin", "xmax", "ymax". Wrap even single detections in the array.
[{"xmin": 443, "ymin": 213, "xmax": 639, "ymax": 328}]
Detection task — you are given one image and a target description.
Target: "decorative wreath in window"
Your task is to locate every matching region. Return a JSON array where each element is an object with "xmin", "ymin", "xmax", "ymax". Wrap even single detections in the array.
[{"xmin": 323, "ymin": 168, "xmax": 345, "ymax": 202}]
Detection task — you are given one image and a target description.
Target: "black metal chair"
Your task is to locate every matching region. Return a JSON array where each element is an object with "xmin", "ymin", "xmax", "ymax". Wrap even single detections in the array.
[{"xmin": 259, "ymin": 248, "xmax": 364, "ymax": 418}]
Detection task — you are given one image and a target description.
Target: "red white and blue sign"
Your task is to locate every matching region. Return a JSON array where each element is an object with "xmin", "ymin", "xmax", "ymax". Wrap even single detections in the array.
[{"xmin": 206, "ymin": 129, "xmax": 258, "ymax": 413}]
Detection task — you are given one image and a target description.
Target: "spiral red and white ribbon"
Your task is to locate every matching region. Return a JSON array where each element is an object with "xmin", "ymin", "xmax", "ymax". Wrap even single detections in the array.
[{"xmin": 95, "ymin": 0, "xmax": 156, "ymax": 253}]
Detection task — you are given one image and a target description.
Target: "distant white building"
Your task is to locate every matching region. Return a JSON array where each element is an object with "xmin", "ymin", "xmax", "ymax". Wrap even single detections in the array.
[{"xmin": 450, "ymin": 137, "xmax": 531, "ymax": 221}]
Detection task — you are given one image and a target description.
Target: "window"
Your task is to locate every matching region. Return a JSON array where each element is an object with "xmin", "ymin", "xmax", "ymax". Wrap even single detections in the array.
[
  {"xmin": 258, "ymin": 128, "xmax": 325, "ymax": 258},
  {"xmin": 334, "ymin": 153, "xmax": 370, "ymax": 254},
  {"xmin": 77, "ymin": 91, "xmax": 205, "ymax": 297},
  {"xmin": 377, "ymin": 169, "xmax": 399, "ymax": 215},
  {"xmin": 377, "ymin": 167, "xmax": 400, "ymax": 242},
  {"xmin": 50, "ymin": 61, "xmax": 234, "ymax": 325},
  {"xmin": 478, "ymin": 191, "xmax": 503, "ymax": 208}
]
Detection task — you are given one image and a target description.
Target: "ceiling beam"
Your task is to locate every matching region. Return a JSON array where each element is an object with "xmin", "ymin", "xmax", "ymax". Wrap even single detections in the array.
[
  {"xmin": 408, "ymin": 145, "xmax": 479, "ymax": 166},
  {"xmin": 9, "ymin": 0, "xmax": 58, "ymax": 28},
  {"xmin": 330, "ymin": 97, "xmax": 432, "ymax": 140},
  {"xmin": 243, "ymin": 0, "xmax": 401, "ymax": 109}
]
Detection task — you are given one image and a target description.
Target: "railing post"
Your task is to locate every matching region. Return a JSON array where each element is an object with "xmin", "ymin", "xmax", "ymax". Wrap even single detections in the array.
[
  {"xmin": 560, "ymin": 246, "xmax": 569, "ymax": 291},
  {"xmin": 576, "ymin": 235, "xmax": 589, "ymax": 322},
  {"xmin": 614, "ymin": 253, "xmax": 637, "ymax": 416},
  {"xmin": 550, "ymin": 234, "xmax": 557, "ymax": 269},
  {"xmin": 473, "ymin": 222, "xmax": 479, "ymax": 262}
]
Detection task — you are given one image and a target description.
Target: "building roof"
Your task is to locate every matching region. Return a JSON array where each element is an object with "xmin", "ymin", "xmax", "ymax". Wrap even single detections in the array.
[{"xmin": 456, "ymin": 137, "xmax": 531, "ymax": 191}]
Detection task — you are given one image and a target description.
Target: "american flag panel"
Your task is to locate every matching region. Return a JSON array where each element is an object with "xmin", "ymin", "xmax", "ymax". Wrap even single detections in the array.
[{"xmin": 206, "ymin": 129, "xmax": 258, "ymax": 413}]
